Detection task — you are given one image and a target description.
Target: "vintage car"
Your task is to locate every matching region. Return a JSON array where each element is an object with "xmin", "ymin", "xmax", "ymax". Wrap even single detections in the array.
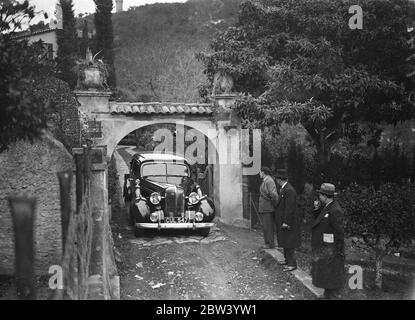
[{"xmin": 123, "ymin": 153, "xmax": 215, "ymax": 237}]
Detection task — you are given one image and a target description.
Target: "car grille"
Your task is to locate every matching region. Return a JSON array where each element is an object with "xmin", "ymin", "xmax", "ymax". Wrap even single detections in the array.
[{"xmin": 165, "ymin": 186, "xmax": 185, "ymax": 218}]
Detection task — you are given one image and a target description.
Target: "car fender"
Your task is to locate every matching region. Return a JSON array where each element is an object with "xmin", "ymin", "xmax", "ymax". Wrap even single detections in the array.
[
  {"xmin": 130, "ymin": 198, "xmax": 150, "ymax": 222},
  {"xmin": 198, "ymin": 197, "xmax": 215, "ymax": 222}
]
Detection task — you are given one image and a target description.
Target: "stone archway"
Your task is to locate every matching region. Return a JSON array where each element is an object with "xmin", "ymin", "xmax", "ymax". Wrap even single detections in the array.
[
  {"xmin": 75, "ymin": 90, "xmax": 249, "ymax": 228},
  {"xmin": 110, "ymin": 121, "xmax": 221, "ymax": 219}
]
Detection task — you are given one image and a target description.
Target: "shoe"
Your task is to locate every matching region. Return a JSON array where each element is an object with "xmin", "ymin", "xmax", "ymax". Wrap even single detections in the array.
[
  {"xmin": 278, "ymin": 261, "xmax": 288, "ymax": 266},
  {"xmin": 261, "ymin": 245, "xmax": 275, "ymax": 249},
  {"xmin": 283, "ymin": 266, "xmax": 297, "ymax": 272}
]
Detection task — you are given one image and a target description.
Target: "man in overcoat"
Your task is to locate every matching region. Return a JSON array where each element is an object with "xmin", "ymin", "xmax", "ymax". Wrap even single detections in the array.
[
  {"xmin": 274, "ymin": 169, "xmax": 301, "ymax": 271},
  {"xmin": 311, "ymin": 183, "xmax": 345, "ymax": 299}
]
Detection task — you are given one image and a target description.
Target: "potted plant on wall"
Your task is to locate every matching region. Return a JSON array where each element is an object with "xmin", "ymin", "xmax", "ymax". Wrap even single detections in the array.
[{"xmin": 74, "ymin": 48, "xmax": 109, "ymax": 90}]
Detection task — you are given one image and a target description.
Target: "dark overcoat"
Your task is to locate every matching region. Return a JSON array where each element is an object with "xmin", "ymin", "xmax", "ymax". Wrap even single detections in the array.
[
  {"xmin": 275, "ymin": 183, "xmax": 301, "ymax": 248},
  {"xmin": 311, "ymin": 200, "xmax": 345, "ymax": 289}
]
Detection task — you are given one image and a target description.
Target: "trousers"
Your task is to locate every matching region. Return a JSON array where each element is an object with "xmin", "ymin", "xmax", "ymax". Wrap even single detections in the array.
[
  {"xmin": 261, "ymin": 212, "xmax": 275, "ymax": 247},
  {"xmin": 284, "ymin": 248, "xmax": 297, "ymax": 267}
]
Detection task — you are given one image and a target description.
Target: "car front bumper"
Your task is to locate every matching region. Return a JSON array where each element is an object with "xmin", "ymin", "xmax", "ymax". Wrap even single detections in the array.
[{"xmin": 135, "ymin": 222, "xmax": 215, "ymax": 230}]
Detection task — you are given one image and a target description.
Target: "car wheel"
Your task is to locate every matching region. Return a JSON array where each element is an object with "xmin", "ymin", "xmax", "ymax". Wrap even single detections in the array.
[{"xmin": 199, "ymin": 227, "xmax": 210, "ymax": 237}]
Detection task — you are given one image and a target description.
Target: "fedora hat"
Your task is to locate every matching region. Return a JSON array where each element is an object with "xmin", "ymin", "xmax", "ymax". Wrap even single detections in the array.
[
  {"xmin": 318, "ymin": 183, "xmax": 337, "ymax": 197},
  {"xmin": 276, "ymin": 169, "xmax": 288, "ymax": 179}
]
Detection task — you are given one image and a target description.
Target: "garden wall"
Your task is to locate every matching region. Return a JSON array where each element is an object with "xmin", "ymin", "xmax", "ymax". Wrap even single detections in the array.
[{"xmin": 0, "ymin": 132, "xmax": 74, "ymax": 275}]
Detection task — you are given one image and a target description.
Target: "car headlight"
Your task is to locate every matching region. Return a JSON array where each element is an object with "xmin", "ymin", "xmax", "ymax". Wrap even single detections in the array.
[
  {"xmin": 188, "ymin": 192, "xmax": 199, "ymax": 205},
  {"xmin": 195, "ymin": 212, "xmax": 204, "ymax": 222},
  {"xmin": 150, "ymin": 192, "xmax": 162, "ymax": 205}
]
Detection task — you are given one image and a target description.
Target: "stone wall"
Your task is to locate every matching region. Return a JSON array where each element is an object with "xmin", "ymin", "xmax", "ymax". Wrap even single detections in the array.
[{"xmin": 0, "ymin": 133, "xmax": 73, "ymax": 275}]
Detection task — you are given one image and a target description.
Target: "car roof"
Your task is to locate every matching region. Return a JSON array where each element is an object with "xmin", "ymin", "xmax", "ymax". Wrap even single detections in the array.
[{"xmin": 134, "ymin": 153, "xmax": 188, "ymax": 163}]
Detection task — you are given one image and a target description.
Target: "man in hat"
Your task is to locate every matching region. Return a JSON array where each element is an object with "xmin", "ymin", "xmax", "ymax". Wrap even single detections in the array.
[
  {"xmin": 311, "ymin": 183, "xmax": 345, "ymax": 299},
  {"xmin": 274, "ymin": 169, "xmax": 301, "ymax": 271}
]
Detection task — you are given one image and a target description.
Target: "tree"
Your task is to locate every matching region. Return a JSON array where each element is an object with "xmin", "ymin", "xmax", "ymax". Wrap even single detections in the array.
[
  {"xmin": 340, "ymin": 183, "xmax": 415, "ymax": 289},
  {"xmin": 0, "ymin": 1, "xmax": 56, "ymax": 152},
  {"xmin": 0, "ymin": 0, "xmax": 34, "ymax": 34},
  {"xmin": 286, "ymin": 140, "xmax": 306, "ymax": 194},
  {"xmin": 412, "ymin": 145, "xmax": 415, "ymax": 183},
  {"xmin": 199, "ymin": 0, "xmax": 415, "ymax": 170},
  {"xmin": 79, "ymin": 20, "xmax": 89, "ymax": 59},
  {"xmin": 94, "ymin": 0, "xmax": 116, "ymax": 88},
  {"xmin": 370, "ymin": 149, "xmax": 382, "ymax": 190},
  {"xmin": 56, "ymin": 0, "xmax": 78, "ymax": 89}
]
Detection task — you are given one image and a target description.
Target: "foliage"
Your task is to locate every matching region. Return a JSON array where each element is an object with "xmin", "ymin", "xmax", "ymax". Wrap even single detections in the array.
[
  {"xmin": 0, "ymin": 1, "xmax": 58, "ymax": 152},
  {"xmin": 32, "ymin": 76, "xmax": 81, "ymax": 152},
  {"xmin": 56, "ymin": 0, "xmax": 78, "ymax": 89},
  {"xmin": 339, "ymin": 183, "xmax": 415, "ymax": 287},
  {"xmin": 297, "ymin": 189, "xmax": 315, "ymax": 222},
  {"xmin": 113, "ymin": 87, "xmax": 156, "ymax": 103},
  {"xmin": 108, "ymin": 155, "xmax": 120, "ymax": 207},
  {"xmin": 112, "ymin": 0, "xmax": 241, "ymax": 45},
  {"xmin": 199, "ymin": 0, "xmax": 415, "ymax": 167},
  {"xmin": 378, "ymin": 121, "xmax": 415, "ymax": 156},
  {"xmin": 79, "ymin": 20, "xmax": 89, "ymax": 59},
  {"xmin": 261, "ymin": 122, "xmax": 316, "ymax": 181},
  {"xmin": 341, "ymin": 183, "xmax": 415, "ymax": 246},
  {"xmin": 0, "ymin": 0, "xmax": 34, "ymax": 34},
  {"xmin": 287, "ymin": 140, "xmax": 306, "ymax": 194},
  {"xmin": 77, "ymin": 0, "xmax": 243, "ymax": 101},
  {"xmin": 380, "ymin": 144, "xmax": 411, "ymax": 183},
  {"xmin": 0, "ymin": 1, "xmax": 84, "ymax": 153},
  {"xmin": 412, "ymin": 145, "xmax": 415, "ymax": 182},
  {"xmin": 305, "ymin": 142, "xmax": 413, "ymax": 190},
  {"xmin": 94, "ymin": 0, "xmax": 116, "ymax": 88},
  {"xmin": 116, "ymin": 35, "xmax": 208, "ymax": 102}
]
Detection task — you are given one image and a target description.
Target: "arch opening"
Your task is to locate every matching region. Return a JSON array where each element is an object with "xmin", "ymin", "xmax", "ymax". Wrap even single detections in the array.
[{"xmin": 111, "ymin": 122, "xmax": 221, "ymax": 218}]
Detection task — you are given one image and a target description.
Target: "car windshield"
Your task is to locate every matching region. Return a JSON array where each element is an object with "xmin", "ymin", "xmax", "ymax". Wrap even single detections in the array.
[{"xmin": 141, "ymin": 162, "xmax": 189, "ymax": 184}]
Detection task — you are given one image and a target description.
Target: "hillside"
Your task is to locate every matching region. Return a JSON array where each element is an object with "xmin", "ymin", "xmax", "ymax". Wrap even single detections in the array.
[{"xmin": 79, "ymin": 0, "xmax": 243, "ymax": 102}]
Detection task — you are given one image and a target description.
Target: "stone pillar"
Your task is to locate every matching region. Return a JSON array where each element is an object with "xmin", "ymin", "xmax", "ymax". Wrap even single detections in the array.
[
  {"xmin": 72, "ymin": 147, "xmax": 119, "ymax": 300},
  {"xmin": 75, "ymin": 90, "xmax": 112, "ymax": 115},
  {"xmin": 214, "ymin": 93, "xmax": 249, "ymax": 229}
]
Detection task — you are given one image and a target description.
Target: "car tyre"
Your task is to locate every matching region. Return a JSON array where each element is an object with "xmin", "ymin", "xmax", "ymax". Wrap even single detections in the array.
[{"xmin": 199, "ymin": 227, "xmax": 210, "ymax": 237}]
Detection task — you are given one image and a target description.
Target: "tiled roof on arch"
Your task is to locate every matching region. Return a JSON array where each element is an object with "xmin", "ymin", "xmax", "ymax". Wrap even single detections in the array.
[{"xmin": 109, "ymin": 102, "xmax": 214, "ymax": 115}]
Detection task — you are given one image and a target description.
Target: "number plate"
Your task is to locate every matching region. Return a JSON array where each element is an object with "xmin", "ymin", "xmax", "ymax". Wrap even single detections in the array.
[{"xmin": 164, "ymin": 217, "xmax": 189, "ymax": 223}]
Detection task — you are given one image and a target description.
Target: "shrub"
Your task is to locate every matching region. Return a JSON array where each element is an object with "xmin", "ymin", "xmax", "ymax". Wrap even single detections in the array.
[
  {"xmin": 33, "ymin": 77, "xmax": 82, "ymax": 152},
  {"xmin": 297, "ymin": 190, "xmax": 314, "ymax": 223},
  {"xmin": 339, "ymin": 183, "xmax": 415, "ymax": 289},
  {"xmin": 313, "ymin": 144, "xmax": 413, "ymax": 189},
  {"xmin": 287, "ymin": 139, "xmax": 305, "ymax": 194},
  {"xmin": 412, "ymin": 145, "xmax": 415, "ymax": 183}
]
